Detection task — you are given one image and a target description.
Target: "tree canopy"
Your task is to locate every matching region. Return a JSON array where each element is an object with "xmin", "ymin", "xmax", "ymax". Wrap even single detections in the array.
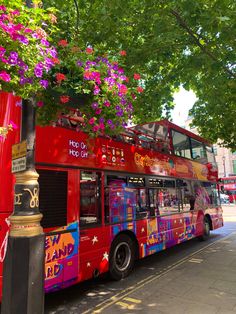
[{"xmin": 44, "ymin": 0, "xmax": 236, "ymax": 149}]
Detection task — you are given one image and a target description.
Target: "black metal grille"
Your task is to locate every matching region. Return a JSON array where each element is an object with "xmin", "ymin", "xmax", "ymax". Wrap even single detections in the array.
[{"xmin": 38, "ymin": 169, "xmax": 67, "ymax": 228}]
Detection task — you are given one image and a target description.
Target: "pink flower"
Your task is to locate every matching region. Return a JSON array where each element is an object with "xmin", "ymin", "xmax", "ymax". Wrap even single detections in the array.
[
  {"xmin": 119, "ymin": 50, "xmax": 126, "ymax": 56},
  {"xmin": 37, "ymin": 101, "xmax": 44, "ymax": 107},
  {"xmin": 83, "ymin": 71, "xmax": 93, "ymax": 80},
  {"xmin": 99, "ymin": 123, "xmax": 105, "ymax": 130},
  {"xmin": 118, "ymin": 68, "xmax": 124, "ymax": 74},
  {"xmin": 103, "ymin": 101, "xmax": 111, "ymax": 107},
  {"xmin": 10, "ymin": 10, "xmax": 20, "ymax": 16},
  {"xmin": 0, "ymin": 71, "xmax": 11, "ymax": 82},
  {"xmin": 137, "ymin": 86, "xmax": 144, "ymax": 93},
  {"xmin": 24, "ymin": 28, "xmax": 32, "ymax": 33},
  {"xmin": 86, "ymin": 47, "xmax": 93, "ymax": 54},
  {"xmin": 60, "ymin": 95, "xmax": 70, "ymax": 103},
  {"xmin": 0, "ymin": 5, "xmax": 6, "ymax": 11},
  {"xmin": 89, "ymin": 117, "xmax": 95, "ymax": 125},
  {"xmin": 9, "ymin": 120, "xmax": 18, "ymax": 129},
  {"xmin": 56, "ymin": 73, "xmax": 66, "ymax": 83},
  {"xmin": 119, "ymin": 84, "xmax": 128, "ymax": 95},
  {"xmin": 93, "ymin": 125, "xmax": 99, "ymax": 132},
  {"xmin": 58, "ymin": 39, "xmax": 68, "ymax": 47},
  {"xmin": 13, "ymin": 24, "xmax": 24, "ymax": 31},
  {"xmin": 52, "ymin": 57, "xmax": 60, "ymax": 64},
  {"xmin": 95, "ymin": 108, "xmax": 102, "ymax": 115},
  {"xmin": 94, "ymin": 85, "xmax": 100, "ymax": 95},
  {"xmin": 36, "ymin": 28, "xmax": 47, "ymax": 39},
  {"xmin": 0, "ymin": 46, "xmax": 6, "ymax": 56},
  {"xmin": 134, "ymin": 73, "xmax": 141, "ymax": 80}
]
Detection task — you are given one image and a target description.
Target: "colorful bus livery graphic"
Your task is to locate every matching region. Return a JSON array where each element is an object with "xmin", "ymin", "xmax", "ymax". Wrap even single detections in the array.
[
  {"xmin": 0, "ymin": 92, "xmax": 223, "ymax": 299},
  {"xmin": 45, "ymin": 222, "xmax": 79, "ymax": 292}
]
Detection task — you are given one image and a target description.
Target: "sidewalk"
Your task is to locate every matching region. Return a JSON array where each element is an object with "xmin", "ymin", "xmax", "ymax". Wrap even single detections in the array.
[
  {"xmin": 100, "ymin": 206, "xmax": 236, "ymax": 314},
  {"xmin": 103, "ymin": 231, "xmax": 236, "ymax": 314}
]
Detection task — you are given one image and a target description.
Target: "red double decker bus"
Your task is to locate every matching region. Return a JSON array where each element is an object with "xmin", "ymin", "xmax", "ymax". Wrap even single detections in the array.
[
  {"xmin": 220, "ymin": 176, "xmax": 236, "ymax": 203},
  {"xmin": 0, "ymin": 92, "xmax": 223, "ymax": 298}
]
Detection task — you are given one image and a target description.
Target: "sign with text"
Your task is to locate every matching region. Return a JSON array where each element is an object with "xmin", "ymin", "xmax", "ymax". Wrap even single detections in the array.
[
  {"xmin": 12, "ymin": 156, "xmax": 26, "ymax": 173},
  {"xmin": 12, "ymin": 140, "xmax": 27, "ymax": 160}
]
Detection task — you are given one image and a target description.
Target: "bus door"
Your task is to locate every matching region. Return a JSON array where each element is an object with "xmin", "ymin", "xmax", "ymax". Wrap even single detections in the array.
[{"xmin": 79, "ymin": 171, "xmax": 107, "ymax": 281}]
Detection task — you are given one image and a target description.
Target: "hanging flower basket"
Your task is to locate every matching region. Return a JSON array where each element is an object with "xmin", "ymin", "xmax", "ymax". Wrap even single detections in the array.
[
  {"xmin": 36, "ymin": 39, "xmax": 144, "ymax": 136},
  {"xmin": 0, "ymin": 4, "xmax": 58, "ymax": 98},
  {"xmin": 0, "ymin": 2, "xmax": 144, "ymax": 137}
]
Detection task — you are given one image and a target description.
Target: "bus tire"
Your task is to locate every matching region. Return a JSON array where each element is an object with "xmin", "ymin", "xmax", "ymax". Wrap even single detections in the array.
[
  {"xmin": 109, "ymin": 234, "xmax": 135, "ymax": 281},
  {"xmin": 198, "ymin": 216, "xmax": 211, "ymax": 241}
]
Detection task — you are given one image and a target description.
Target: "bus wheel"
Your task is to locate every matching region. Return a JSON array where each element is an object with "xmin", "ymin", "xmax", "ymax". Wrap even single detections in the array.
[
  {"xmin": 198, "ymin": 216, "xmax": 211, "ymax": 241},
  {"xmin": 109, "ymin": 234, "xmax": 135, "ymax": 281}
]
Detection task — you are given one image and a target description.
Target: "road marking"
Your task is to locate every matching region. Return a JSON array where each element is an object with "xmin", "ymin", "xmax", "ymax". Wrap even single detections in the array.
[
  {"xmin": 116, "ymin": 301, "xmax": 135, "ymax": 310},
  {"xmin": 83, "ymin": 232, "xmax": 236, "ymax": 314},
  {"xmin": 124, "ymin": 297, "xmax": 142, "ymax": 304},
  {"xmin": 188, "ymin": 258, "xmax": 203, "ymax": 263}
]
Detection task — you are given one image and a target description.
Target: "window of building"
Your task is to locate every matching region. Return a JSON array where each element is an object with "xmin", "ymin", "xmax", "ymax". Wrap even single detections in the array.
[
  {"xmin": 213, "ymin": 146, "xmax": 218, "ymax": 155},
  {"xmin": 233, "ymin": 160, "xmax": 236, "ymax": 174},
  {"xmin": 80, "ymin": 171, "xmax": 101, "ymax": 226}
]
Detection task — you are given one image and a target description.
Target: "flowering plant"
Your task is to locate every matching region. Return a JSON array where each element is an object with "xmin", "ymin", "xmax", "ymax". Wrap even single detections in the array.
[
  {"xmin": 0, "ymin": 2, "xmax": 57, "ymax": 98},
  {"xmin": 37, "ymin": 40, "xmax": 144, "ymax": 136},
  {"xmin": 0, "ymin": 1, "xmax": 144, "ymax": 137}
]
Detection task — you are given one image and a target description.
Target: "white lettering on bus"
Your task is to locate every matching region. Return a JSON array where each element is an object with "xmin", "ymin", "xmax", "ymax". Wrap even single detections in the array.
[
  {"xmin": 81, "ymin": 150, "xmax": 88, "ymax": 158},
  {"xmin": 80, "ymin": 141, "xmax": 87, "ymax": 149},
  {"xmin": 69, "ymin": 140, "xmax": 80, "ymax": 148},
  {"xmin": 69, "ymin": 149, "xmax": 80, "ymax": 157}
]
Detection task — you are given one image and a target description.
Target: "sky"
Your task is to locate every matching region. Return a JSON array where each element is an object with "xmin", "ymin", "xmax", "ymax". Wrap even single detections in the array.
[{"xmin": 171, "ymin": 87, "xmax": 197, "ymax": 127}]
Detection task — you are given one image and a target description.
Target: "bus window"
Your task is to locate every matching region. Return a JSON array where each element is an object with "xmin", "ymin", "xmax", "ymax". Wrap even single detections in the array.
[
  {"xmin": 190, "ymin": 138, "xmax": 207, "ymax": 163},
  {"xmin": 206, "ymin": 145, "xmax": 216, "ymax": 164},
  {"xmin": 201, "ymin": 182, "xmax": 220, "ymax": 206},
  {"xmin": 128, "ymin": 176, "xmax": 148, "ymax": 218},
  {"xmin": 191, "ymin": 181, "xmax": 218, "ymax": 210},
  {"xmin": 105, "ymin": 177, "xmax": 138, "ymax": 223},
  {"xmin": 158, "ymin": 179, "xmax": 179, "ymax": 214},
  {"xmin": 135, "ymin": 188, "xmax": 148, "ymax": 218},
  {"xmin": 172, "ymin": 130, "xmax": 191, "ymax": 159},
  {"xmin": 177, "ymin": 179, "xmax": 193, "ymax": 211},
  {"xmin": 80, "ymin": 171, "xmax": 101, "ymax": 226},
  {"xmin": 148, "ymin": 188, "xmax": 159, "ymax": 216}
]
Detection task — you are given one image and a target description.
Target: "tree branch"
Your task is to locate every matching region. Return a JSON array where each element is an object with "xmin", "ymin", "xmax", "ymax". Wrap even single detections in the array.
[
  {"xmin": 170, "ymin": 9, "xmax": 235, "ymax": 78},
  {"xmin": 73, "ymin": 0, "xmax": 79, "ymax": 31}
]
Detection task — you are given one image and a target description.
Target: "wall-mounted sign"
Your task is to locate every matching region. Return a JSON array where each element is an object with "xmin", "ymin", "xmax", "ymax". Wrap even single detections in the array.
[
  {"xmin": 12, "ymin": 156, "xmax": 26, "ymax": 173},
  {"xmin": 12, "ymin": 141, "xmax": 27, "ymax": 173},
  {"xmin": 12, "ymin": 140, "xmax": 27, "ymax": 160}
]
